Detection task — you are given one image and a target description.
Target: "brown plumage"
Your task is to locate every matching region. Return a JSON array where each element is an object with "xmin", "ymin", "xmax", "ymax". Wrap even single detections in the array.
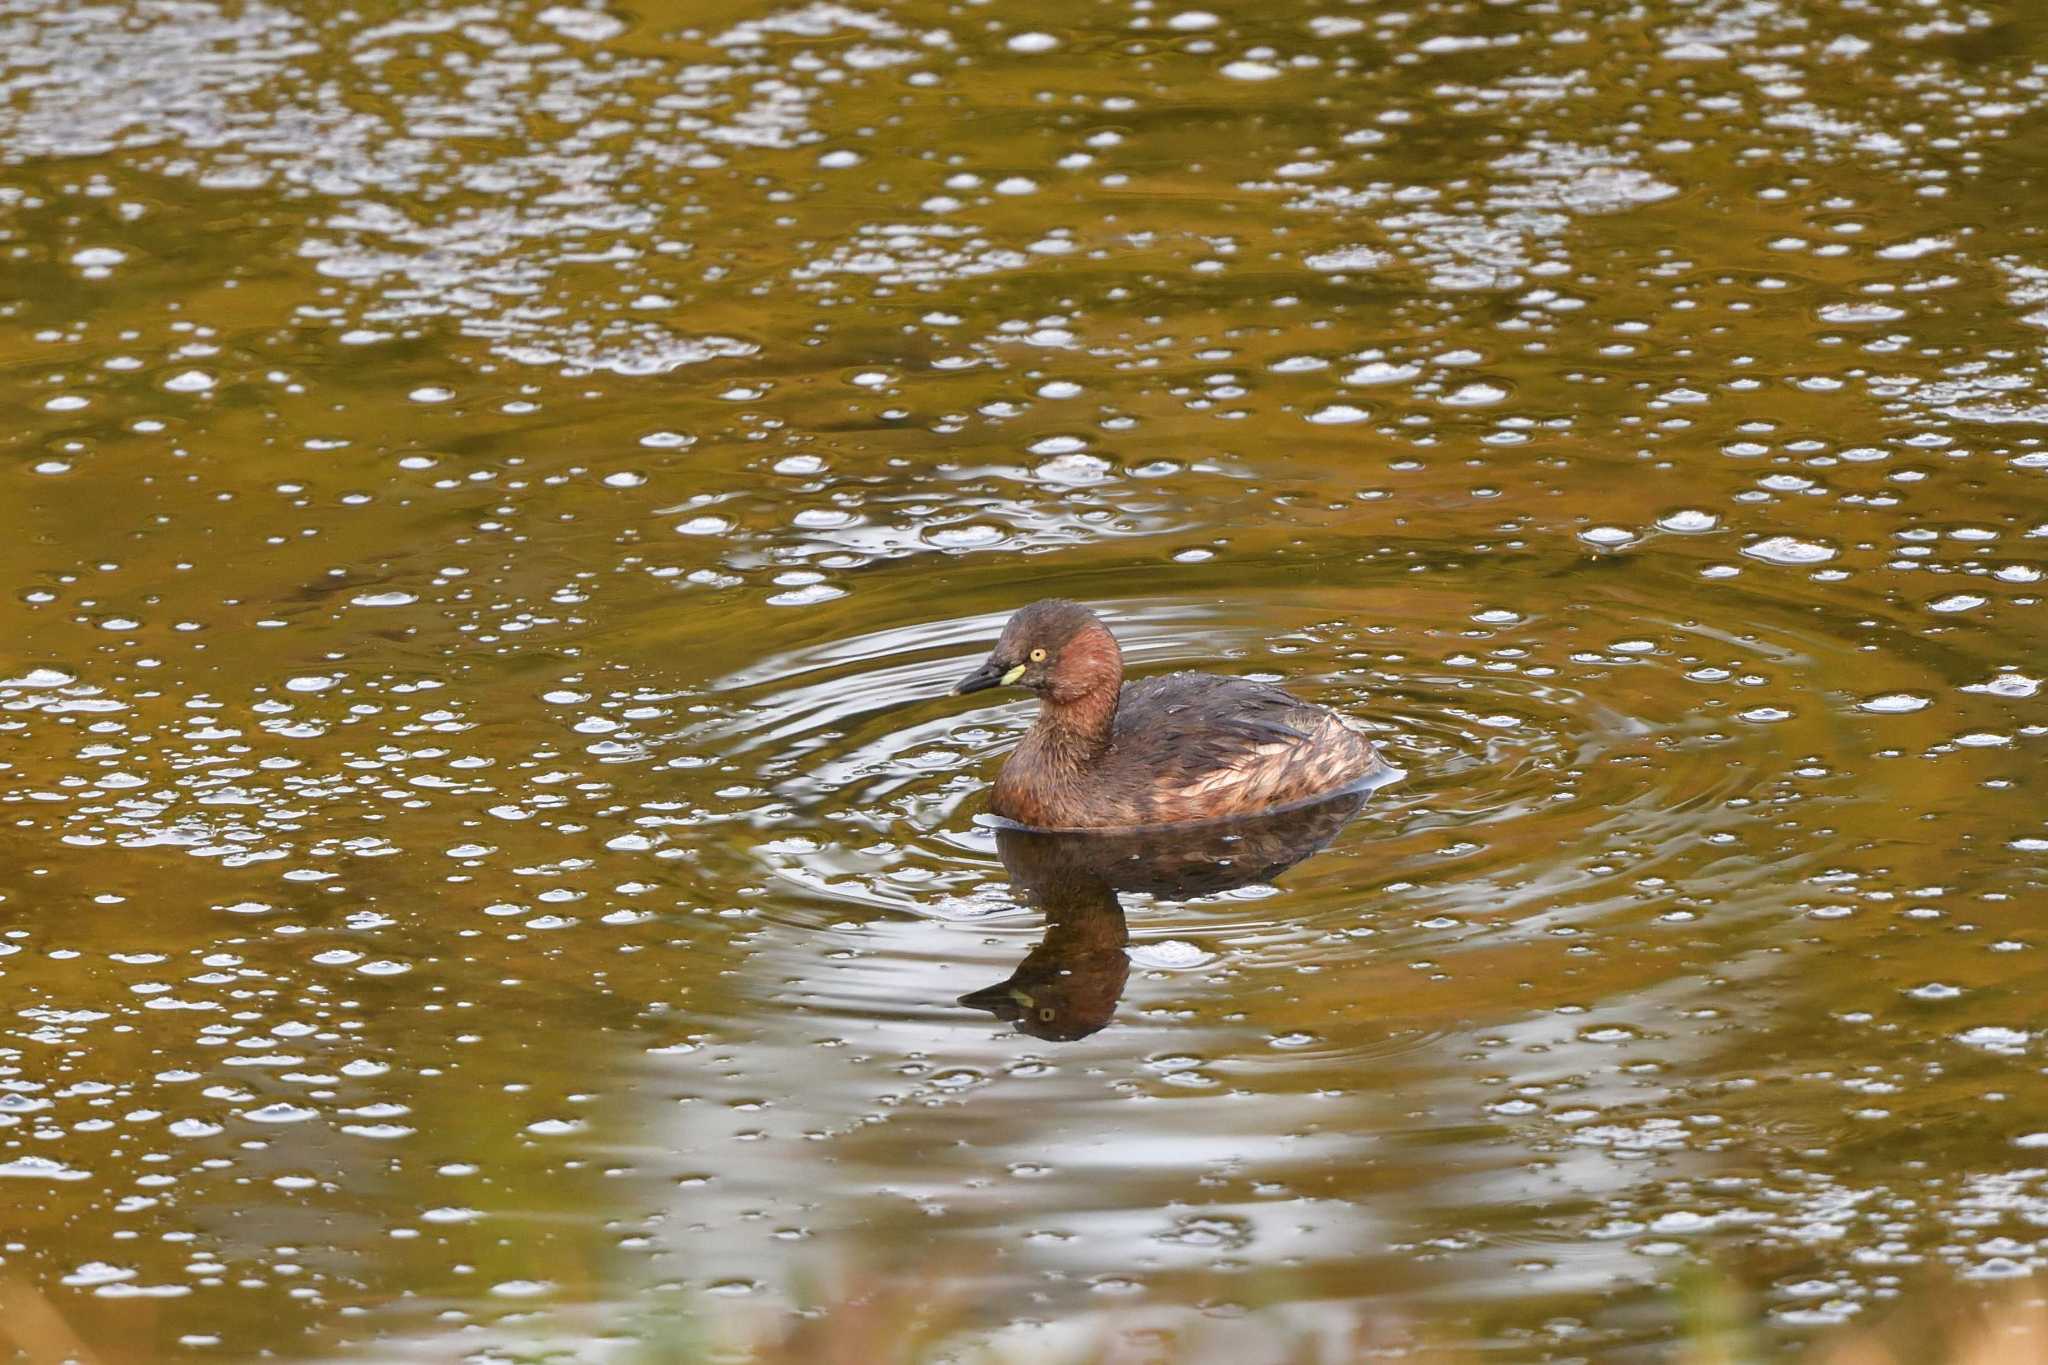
[{"xmin": 952, "ymin": 599, "xmax": 1385, "ymax": 830}]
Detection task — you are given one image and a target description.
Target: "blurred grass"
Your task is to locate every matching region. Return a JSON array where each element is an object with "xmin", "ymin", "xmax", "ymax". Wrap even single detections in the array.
[
  {"xmin": 610, "ymin": 1269, "xmax": 2048, "ymax": 1365},
  {"xmin": 4, "ymin": 1268, "xmax": 2045, "ymax": 1363}
]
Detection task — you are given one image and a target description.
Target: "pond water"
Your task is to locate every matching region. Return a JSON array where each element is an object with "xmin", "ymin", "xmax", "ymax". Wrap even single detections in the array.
[{"xmin": 2, "ymin": 0, "xmax": 2047, "ymax": 1358}]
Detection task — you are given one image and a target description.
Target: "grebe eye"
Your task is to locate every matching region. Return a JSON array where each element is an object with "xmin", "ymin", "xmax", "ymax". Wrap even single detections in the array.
[{"xmin": 1029, "ymin": 647, "xmax": 1047, "ymax": 662}]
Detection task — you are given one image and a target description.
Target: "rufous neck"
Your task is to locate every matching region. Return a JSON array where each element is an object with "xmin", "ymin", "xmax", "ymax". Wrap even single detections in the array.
[
  {"xmin": 1038, "ymin": 682, "xmax": 1118, "ymax": 760},
  {"xmin": 1037, "ymin": 622, "xmax": 1122, "ymax": 759}
]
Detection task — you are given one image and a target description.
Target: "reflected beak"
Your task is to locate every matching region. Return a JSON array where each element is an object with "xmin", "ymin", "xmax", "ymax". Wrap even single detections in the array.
[{"xmin": 952, "ymin": 658, "xmax": 1010, "ymax": 695}]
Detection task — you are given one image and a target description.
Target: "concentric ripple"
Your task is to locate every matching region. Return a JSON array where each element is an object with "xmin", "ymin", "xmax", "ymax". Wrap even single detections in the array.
[{"xmin": 697, "ymin": 576, "xmax": 1875, "ymax": 957}]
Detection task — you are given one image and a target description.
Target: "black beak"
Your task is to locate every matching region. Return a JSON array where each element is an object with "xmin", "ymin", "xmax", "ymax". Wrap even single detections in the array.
[{"xmin": 953, "ymin": 658, "xmax": 1007, "ymax": 695}]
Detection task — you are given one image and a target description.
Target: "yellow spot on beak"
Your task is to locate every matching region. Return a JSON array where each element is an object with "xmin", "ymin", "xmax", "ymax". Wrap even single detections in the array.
[{"xmin": 1001, "ymin": 663, "xmax": 1027, "ymax": 685}]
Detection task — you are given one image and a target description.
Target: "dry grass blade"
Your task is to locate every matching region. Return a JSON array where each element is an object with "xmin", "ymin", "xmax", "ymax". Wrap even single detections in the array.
[{"xmin": 0, "ymin": 1279, "xmax": 103, "ymax": 1365}]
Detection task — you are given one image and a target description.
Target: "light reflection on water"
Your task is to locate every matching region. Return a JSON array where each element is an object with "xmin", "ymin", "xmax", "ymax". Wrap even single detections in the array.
[{"xmin": 2, "ymin": 0, "xmax": 2048, "ymax": 1356}]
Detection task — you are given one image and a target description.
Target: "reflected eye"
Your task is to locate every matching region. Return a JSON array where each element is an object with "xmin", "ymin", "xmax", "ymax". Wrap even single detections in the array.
[{"xmin": 1029, "ymin": 648, "xmax": 1047, "ymax": 662}]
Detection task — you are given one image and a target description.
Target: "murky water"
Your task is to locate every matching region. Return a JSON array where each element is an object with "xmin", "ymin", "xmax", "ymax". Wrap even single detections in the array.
[{"xmin": 2, "ymin": 0, "xmax": 2047, "ymax": 1358}]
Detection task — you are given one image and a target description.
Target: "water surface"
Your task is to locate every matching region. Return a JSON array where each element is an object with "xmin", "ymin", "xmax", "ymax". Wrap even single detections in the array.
[{"xmin": 2, "ymin": 0, "xmax": 2047, "ymax": 1358}]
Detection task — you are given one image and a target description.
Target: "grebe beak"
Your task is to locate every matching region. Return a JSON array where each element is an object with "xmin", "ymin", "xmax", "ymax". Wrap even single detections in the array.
[{"xmin": 953, "ymin": 658, "xmax": 1020, "ymax": 694}]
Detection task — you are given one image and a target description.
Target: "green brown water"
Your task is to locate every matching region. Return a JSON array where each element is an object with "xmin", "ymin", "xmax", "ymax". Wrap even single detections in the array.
[{"xmin": 2, "ymin": 0, "xmax": 2047, "ymax": 1359}]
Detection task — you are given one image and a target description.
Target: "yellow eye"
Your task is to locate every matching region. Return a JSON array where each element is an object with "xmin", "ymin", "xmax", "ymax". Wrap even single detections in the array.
[{"xmin": 1029, "ymin": 648, "xmax": 1047, "ymax": 662}]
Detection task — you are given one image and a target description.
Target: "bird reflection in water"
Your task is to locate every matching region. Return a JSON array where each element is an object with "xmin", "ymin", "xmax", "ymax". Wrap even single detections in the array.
[{"xmin": 959, "ymin": 791, "xmax": 1370, "ymax": 1041}]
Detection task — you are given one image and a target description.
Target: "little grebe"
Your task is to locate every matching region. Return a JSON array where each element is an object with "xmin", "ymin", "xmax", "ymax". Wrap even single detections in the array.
[{"xmin": 952, "ymin": 599, "xmax": 1385, "ymax": 829}]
